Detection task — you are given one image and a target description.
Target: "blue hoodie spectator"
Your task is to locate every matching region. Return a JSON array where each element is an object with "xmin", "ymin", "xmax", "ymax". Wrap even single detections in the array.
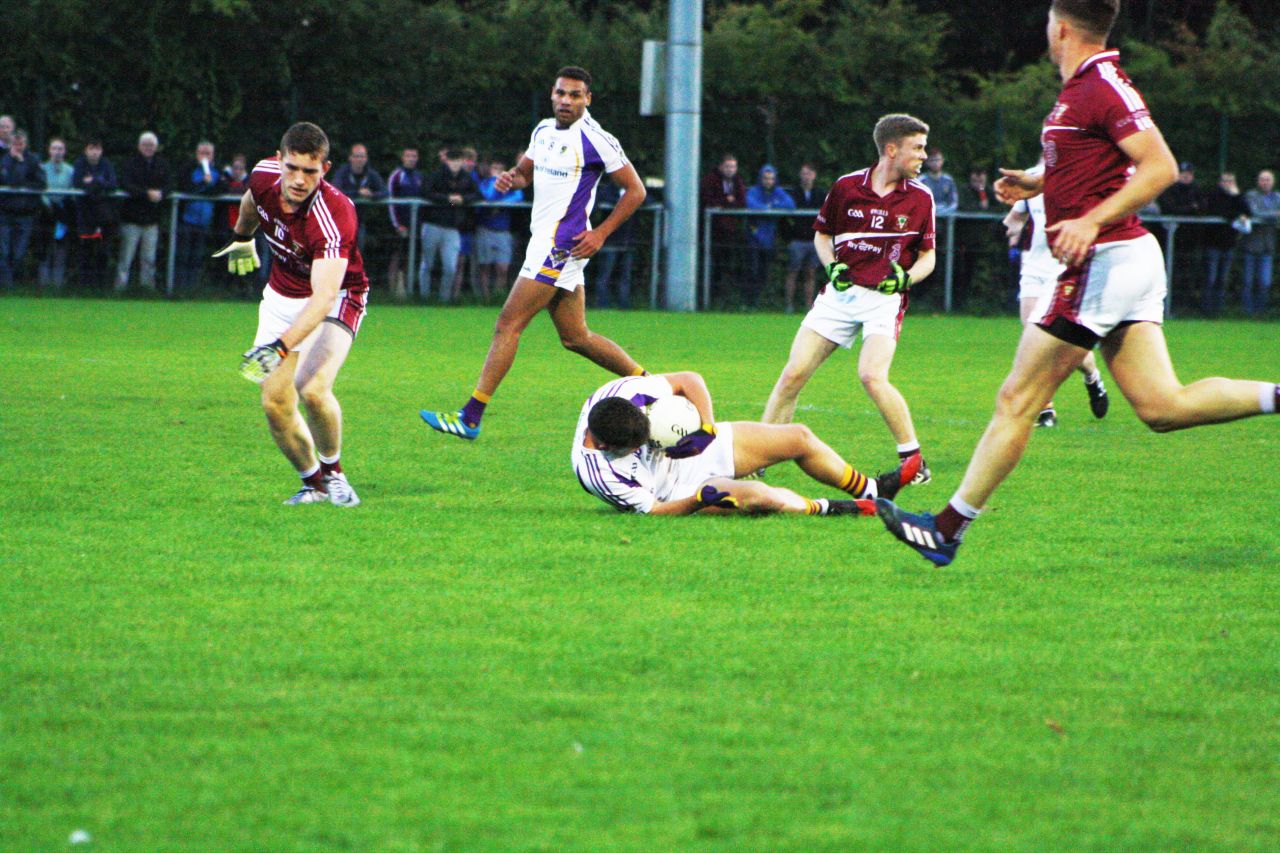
[{"xmin": 746, "ymin": 164, "xmax": 796, "ymax": 250}]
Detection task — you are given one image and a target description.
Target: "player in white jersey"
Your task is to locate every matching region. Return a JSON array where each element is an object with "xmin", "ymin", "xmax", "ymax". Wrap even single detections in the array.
[
  {"xmin": 1003, "ymin": 179, "xmax": 1109, "ymax": 427},
  {"xmin": 573, "ymin": 372, "xmax": 920, "ymax": 516},
  {"xmin": 420, "ymin": 66, "xmax": 649, "ymax": 441}
]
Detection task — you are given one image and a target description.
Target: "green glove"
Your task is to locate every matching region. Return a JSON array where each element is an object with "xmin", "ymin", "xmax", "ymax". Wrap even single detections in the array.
[
  {"xmin": 875, "ymin": 261, "xmax": 911, "ymax": 295},
  {"xmin": 825, "ymin": 261, "xmax": 852, "ymax": 292},
  {"xmin": 213, "ymin": 235, "xmax": 261, "ymax": 276},
  {"xmin": 239, "ymin": 338, "xmax": 288, "ymax": 384}
]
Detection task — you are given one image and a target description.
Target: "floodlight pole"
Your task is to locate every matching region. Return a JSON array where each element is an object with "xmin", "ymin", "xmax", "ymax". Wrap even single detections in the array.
[{"xmin": 662, "ymin": 0, "xmax": 702, "ymax": 312}]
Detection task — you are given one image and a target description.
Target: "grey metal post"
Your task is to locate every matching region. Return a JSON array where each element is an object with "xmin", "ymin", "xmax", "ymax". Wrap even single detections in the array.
[
  {"xmin": 166, "ymin": 195, "xmax": 179, "ymax": 296},
  {"xmin": 1164, "ymin": 221, "xmax": 1178, "ymax": 318},
  {"xmin": 650, "ymin": 206, "xmax": 662, "ymax": 309},
  {"xmin": 408, "ymin": 201, "xmax": 420, "ymax": 298},
  {"xmin": 943, "ymin": 214, "xmax": 956, "ymax": 312},
  {"xmin": 662, "ymin": 0, "xmax": 703, "ymax": 312},
  {"xmin": 701, "ymin": 207, "xmax": 713, "ymax": 309}
]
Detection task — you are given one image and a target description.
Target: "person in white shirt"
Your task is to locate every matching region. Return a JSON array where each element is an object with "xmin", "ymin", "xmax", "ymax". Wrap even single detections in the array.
[{"xmin": 421, "ymin": 66, "xmax": 649, "ymax": 441}]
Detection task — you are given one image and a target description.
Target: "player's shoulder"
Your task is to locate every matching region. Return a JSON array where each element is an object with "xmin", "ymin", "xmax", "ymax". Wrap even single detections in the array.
[
  {"xmin": 831, "ymin": 169, "xmax": 870, "ymax": 191},
  {"xmin": 904, "ymin": 178, "xmax": 933, "ymax": 198},
  {"xmin": 308, "ymin": 180, "xmax": 358, "ymax": 235},
  {"xmin": 249, "ymin": 158, "xmax": 281, "ymax": 194},
  {"xmin": 581, "ymin": 115, "xmax": 624, "ymax": 154}
]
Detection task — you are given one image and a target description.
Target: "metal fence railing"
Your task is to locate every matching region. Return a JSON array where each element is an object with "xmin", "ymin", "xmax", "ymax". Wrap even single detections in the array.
[
  {"xmin": 0, "ymin": 186, "xmax": 666, "ymax": 307},
  {"xmin": 701, "ymin": 206, "xmax": 1253, "ymax": 316}
]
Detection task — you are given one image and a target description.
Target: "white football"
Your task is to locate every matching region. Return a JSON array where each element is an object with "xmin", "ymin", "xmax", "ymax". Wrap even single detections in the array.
[{"xmin": 646, "ymin": 395, "xmax": 702, "ymax": 449}]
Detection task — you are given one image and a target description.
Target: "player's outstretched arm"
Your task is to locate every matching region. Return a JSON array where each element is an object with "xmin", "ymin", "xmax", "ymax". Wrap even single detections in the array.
[
  {"xmin": 214, "ymin": 190, "xmax": 265, "ymax": 275},
  {"xmin": 994, "ymin": 168, "xmax": 1044, "ymax": 205},
  {"xmin": 494, "ymin": 155, "xmax": 534, "ymax": 193}
]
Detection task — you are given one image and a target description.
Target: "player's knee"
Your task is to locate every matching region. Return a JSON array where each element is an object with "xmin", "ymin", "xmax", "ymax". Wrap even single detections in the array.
[
  {"xmin": 730, "ymin": 482, "xmax": 780, "ymax": 513},
  {"xmin": 858, "ymin": 367, "xmax": 889, "ymax": 393},
  {"xmin": 260, "ymin": 393, "xmax": 293, "ymax": 425},
  {"xmin": 298, "ymin": 382, "xmax": 333, "ymax": 412},
  {"xmin": 559, "ymin": 331, "xmax": 591, "ymax": 353},
  {"xmin": 1133, "ymin": 402, "xmax": 1179, "ymax": 433},
  {"xmin": 777, "ymin": 364, "xmax": 810, "ymax": 394}
]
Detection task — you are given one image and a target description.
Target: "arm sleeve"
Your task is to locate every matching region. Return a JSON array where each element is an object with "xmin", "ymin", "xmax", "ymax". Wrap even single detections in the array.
[{"xmin": 1093, "ymin": 73, "xmax": 1155, "ymax": 144}]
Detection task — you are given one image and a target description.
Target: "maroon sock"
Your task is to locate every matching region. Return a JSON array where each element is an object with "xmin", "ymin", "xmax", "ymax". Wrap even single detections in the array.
[
  {"xmin": 303, "ymin": 469, "xmax": 327, "ymax": 491},
  {"xmin": 1274, "ymin": 385, "xmax": 1279, "ymax": 413},
  {"xmin": 935, "ymin": 503, "xmax": 974, "ymax": 543},
  {"xmin": 320, "ymin": 457, "xmax": 342, "ymax": 477}
]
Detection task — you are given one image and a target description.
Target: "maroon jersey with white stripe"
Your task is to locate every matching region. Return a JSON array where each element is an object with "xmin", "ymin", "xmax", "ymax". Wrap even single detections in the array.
[
  {"xmin": 813, "ymin": 169, "xmax": 935, "ymax": 289},
  {"xmin": 1041, "ymin": 50, "xmax": 1154, "ymax": 246},
  {"xmin": 248, "ymin": 159, "xmax": 370, "ymax": 298}
]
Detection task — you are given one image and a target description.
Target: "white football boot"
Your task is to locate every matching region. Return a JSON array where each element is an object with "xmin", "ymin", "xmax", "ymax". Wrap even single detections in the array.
[
  {"xmin": 284, "ymin": 486, "xmax": 330, "ymax": 505},
  {"xmin": 325, "ymin": 473, "xmax": 361, "ymax": 507}
]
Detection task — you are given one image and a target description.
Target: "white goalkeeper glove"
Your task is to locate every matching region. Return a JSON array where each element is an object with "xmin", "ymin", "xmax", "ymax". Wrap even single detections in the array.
[
  {"xmin": 239, "ymin": 339, "xmax": 288, "ymax": 384},
  {"xmin": 213, "ymin": 234, "xmax": 261, "ymax": 276}
]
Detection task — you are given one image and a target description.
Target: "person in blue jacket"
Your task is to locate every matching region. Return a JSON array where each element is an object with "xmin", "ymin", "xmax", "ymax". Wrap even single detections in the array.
[{"xmin": 745, "ymin": 164, "xmax": 795, "ymax": 307}]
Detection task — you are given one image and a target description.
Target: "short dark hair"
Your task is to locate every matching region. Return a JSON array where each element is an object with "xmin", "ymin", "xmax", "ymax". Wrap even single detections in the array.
[
  {"xmin": 1052, "ymin": 0, "xmax": 1119, "ymax": 40},
  {"xmin": 588, "ymin": 397, "xmax": 650, "ymax": 450},
  {"xmin": 443, "ymin": 148, "xmax": 464, "ymax": 160},
  {"xmin": 280, "ymin": 122, "xmax": 330, "ymax": 160},
  {"xmin": 873, "ymin": 114, "xmax": 929, "ymax": 155},
  {"xmin": 556, "ymin": 65, "xmax": 592, "ymax": 91}
]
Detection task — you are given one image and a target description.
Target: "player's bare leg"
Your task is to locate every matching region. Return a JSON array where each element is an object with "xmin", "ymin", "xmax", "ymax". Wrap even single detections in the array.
[
  {"xmin": 761, "ymin": 327, "xmax": 838, "ymax": 423},
  {"xmin": 955, "ymin": 324, "xmax": 1086, "ymax": 509},
  {"xmin": 1101, "ymin": 322, "xmax": 1270, "ymax": 431},
  {"xmin": 1021, "ymin": 296, "xmax": 1108, "ymax": 423},
  {"xmin": 858, "ymin": 334, "xmax": 914, "ymax": 444},
  {"xmin": 295, "ymin": 323, "xmax": 353, "ymax": 458},
  {"xmin": 697, "ymin": 476, "xmax": 838, "ymax": 516},
  {"xmin": 294, "ymin": 323, "xmax": 358, "ymax": 506},
  {"xmin": 547, "ymin": 283, "xmax": 642, "ymax": 376},
  {"xmin": 728, "ymin": 421, "xmax": 916, "ymax": 500},
  {"xmin": 475, "ymin": 276, "xmax": 560, "ymax": 396},
  {"xmin": 261, "ymin": 352, "xmax": 329, "ymax": 504}
]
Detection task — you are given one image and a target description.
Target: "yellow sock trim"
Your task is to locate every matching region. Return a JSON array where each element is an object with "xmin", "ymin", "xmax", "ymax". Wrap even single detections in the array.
[
  {"xmin": 471, "ymin": 389, "xmax": 492, "ymax": 403},
  {"xmin": 839, "ymin": 465, "xmax": 869, "ymax": 498},
  {"xmin": 805, "ymin": 499, "xmax": 821, "ymax": 516},
  {"xmin": 629, "ymin": 367, "xmax": 647, "ymax": 377}
]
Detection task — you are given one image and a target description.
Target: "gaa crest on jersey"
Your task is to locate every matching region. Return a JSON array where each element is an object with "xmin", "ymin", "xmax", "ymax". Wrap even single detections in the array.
[{"xmin": 896, "ymin": 214, "xmax": 909, "ymax": 229}]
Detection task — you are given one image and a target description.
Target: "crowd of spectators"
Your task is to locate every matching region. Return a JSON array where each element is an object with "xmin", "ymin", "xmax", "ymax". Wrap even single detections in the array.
[
  {"xmin": 1, "ymin": 113, "xmax": 1277, "ymax": 316},
  {"xmin": 700, "ymin": 146, "xmax": 1279, "ymax": 316}
]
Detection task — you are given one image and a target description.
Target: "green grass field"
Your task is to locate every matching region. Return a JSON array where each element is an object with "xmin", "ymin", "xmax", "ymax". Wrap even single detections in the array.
[{"xmin": 3, "ymin": 296, "xmax": 1278, "ymax": 851}]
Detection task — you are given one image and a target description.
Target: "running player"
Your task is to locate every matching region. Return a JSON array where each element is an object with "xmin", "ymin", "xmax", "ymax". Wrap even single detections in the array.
[
  {"xmin": 1003, "ymin": 169, "xmax": 1109, "ymax": 427},
  {"xmin": 217, "ymin": 121, "xmax": 368, "ymax": 507},
  {"xmin": 420, "ymin": 66, "xmax": 648, "ymax": 440},
  {"xmin": 761, "ymin": 114, "xmax": 936, "ymax": 483},
  {"xmin": 575, "ymin": 372, "xmax": 920, "ymax": 516},
  {"xmin": 877, "ymin": 0, "xmax": 1280, "ymax": 566}
]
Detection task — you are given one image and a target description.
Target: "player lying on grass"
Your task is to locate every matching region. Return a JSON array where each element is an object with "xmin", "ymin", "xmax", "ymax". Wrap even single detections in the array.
[{"xmin": 573, "ymin": 372, "xmax": 920, "ymax": 515}]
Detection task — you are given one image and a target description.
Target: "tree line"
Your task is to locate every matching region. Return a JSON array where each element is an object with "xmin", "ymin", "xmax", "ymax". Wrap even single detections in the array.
[{"xmin": 4, "ymin": 0, "xmax": 1278, "ymax": 182}]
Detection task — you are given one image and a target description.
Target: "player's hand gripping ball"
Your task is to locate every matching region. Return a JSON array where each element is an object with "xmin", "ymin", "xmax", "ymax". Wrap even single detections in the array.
[{"xmin": 645, "ymin": 396, "xmax": 704, "ymax": 450}]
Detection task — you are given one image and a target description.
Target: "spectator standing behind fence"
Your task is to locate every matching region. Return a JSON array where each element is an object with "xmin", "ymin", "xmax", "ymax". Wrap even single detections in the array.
[
  {"xmin": 72, "ymin": 140, "xmax": 117, "ymax": 290},
  {"xmin": 592, "ymin": 179, "xmax": 636, "ymax": 309},
  {"xmin": 451, "ymin": 146, "xmax": 482, "ymax": 299},
  {"xmin": 332, "ymin": 143, "xmax": 387, "ymax": 253},
  {"xmin": 40, "ymin": 137, "xmax": 74, "ymax": 291},
  {"xmin": 700, "ymin": 153, "xmax": 748, "ymax": 303},
  {"xmin": 174, "ymin": 141, "xmax": 225, "ymax": 293},
  {"xmin": 1157, "ymin": 161, "xmax": 1204, "ymax": 261},
  {"xmin": 476, "ymin": 155, "xmax": 522, "ymax": 303},
  {"xmin": 1199, "ymin": 171, "xmax": 1250, "ymax": 317},
  {"xmin": 744, "ymin": 165, "xmax": 795, "ymax": 309},
  {"xmin": 954, "ymin": 165, "xmax": 994, "ymax": 309},
  {"xmin": 0, "ymin": 116, "xmax": 13, "ymax": 157},
  {"xmin": 919, "ymin": 149, "xmax": 958, "ymax": 215},
  {"xmin": 386, "ymin": 147, "xmax": 424, "ymax": 301},
  {"xmin": 1242, "ymin": 169, "xmax": 1279, "ymax": 316},
  {"xmin": 419, "ymin": 149, "xmax": 479, "ymax": 302},
  {"xmin": 115, "ymin": 131, "xmax": 170, "ymax": 293},
  {"xmin": 782, "ymin": 164, "xmax": 826, "ymax": 313},
  {"xmin": 0, "ymin": 130, "xmax": 46, "ymax": 289}
]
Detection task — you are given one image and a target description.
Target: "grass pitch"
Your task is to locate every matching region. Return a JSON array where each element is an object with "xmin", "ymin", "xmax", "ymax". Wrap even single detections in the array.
[{"xmin": 3, "ymin": 296, "xmax": 1278, "ymax": 851}]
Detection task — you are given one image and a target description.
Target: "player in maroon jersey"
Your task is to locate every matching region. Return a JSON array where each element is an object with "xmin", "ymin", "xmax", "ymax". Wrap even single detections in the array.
[
  {"xmin": 762, "ymin": 114, "xmax": 937, "ymax": 483},
  {"xmin": 215, "ymin": 122, "xmax": 369, "ymax": 507},
  {"xmin": 877, "ymin": 0, "xmax": 1280, "ymax": 566}
]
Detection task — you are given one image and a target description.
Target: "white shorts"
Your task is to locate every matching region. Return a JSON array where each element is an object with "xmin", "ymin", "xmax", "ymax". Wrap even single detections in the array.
[
  {"xmin": 1029, "ymin": 233, "xmax": 1165, "ymax": 344},
  {"xmin": 658, "ymin": 422, "xmax": 737, "ymax": 502},
  {"xmin": 801, "ymin": 286, "xmax": 906, "ymax": 348},
  {"xmin": 254, "ymin": 285, "xmax": 364, "ymax": 351},
  {"xmin": 519, "ymin": 234, "xmax": 590, "ymax": 291},
  {"xmin": 1018, "ymin": 270, "xmax": 1057, "ymax": 303}
]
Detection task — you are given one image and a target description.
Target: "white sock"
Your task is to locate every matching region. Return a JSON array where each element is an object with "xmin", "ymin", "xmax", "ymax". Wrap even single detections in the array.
[
  {"xmin": 1260, "ymin": 383, "xmax": 1277, "ymax": 414},
  {"xmin": 299, "ymin": 462, "xmax": 320, "ymax": 480},
  {"xmin": 1084, "ymin": 370, "xmax": 1101, "ymax": 385},
  {"xmin": 896, "ymin": 440, "xmax": 920, "ymax": 455},
  {"xmin": 815, "ymin": 498, "xmax": 830, "ymax": 515},
  {"xmin": 949, "ymin": 494, "xmax": 982, "ymax": 520},
  {"xmin": 318, "ymin": 452, "xmax": 340, "ymax": 465}
]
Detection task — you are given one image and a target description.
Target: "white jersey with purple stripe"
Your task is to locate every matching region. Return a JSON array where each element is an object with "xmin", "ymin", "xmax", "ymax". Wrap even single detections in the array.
[
  {"xmin": 571, "ymin": 375, "xmax": 678, "ymax": 514},
  {"xmin": 526, "ymin": 110, "xmax": 627, "ymax": 249},
  {"xmin": 1018, "ymin": 193, "xmax": 1066, "ymax": 283}
]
